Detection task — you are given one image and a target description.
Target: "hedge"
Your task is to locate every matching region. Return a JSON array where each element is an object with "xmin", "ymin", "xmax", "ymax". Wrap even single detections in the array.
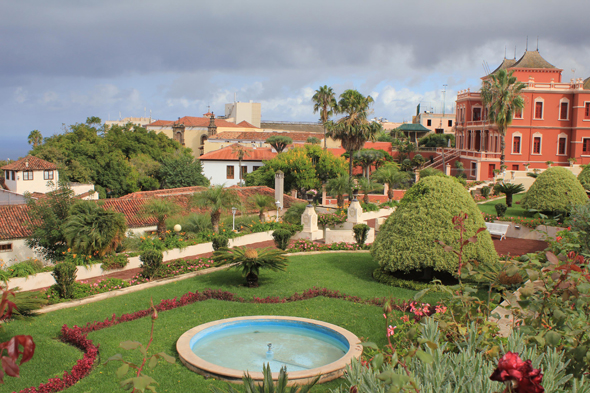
[
  {"xmin": 521, "ymin": 166, "xmax": 588, "ymax": 213},
  {"xmin": 371, "ymin": 176, "xmax": 498, "ymax": 275}
]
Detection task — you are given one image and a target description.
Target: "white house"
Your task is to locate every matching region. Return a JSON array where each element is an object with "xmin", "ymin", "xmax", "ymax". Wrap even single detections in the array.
[
  {"xmin": 199, "ymin": 144, "xmax": 276, "ymax": 186},
  {"xmin": 1, "ymin": 156, "xmax": 97, "ymax": 205}
]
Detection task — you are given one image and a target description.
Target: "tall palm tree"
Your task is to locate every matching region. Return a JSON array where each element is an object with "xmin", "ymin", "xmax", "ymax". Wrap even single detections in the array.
[
  {"xmin": 139, "ymin": 198, "xmax": 182, "ymax": 238},
  {"xmin": 353, "ymin": 149, "xmax": 385, "ymax": 181},
  {"xmin": 312, "ymin": 85, "xmax": 337, "ymax": 150},
  {"xmin": 248, "ymin": 194, "xmax": 275, "ymax": 222},
  {"xmin": 481, "ymin": 69, "xmax": 526, "ymax": 167},
  {"xmin": 63, "ymin": 200, "xmax": 127, "ymax": 256},
  {"xmin": 357, "ymin": 177, "xmax": 383, "ymax": 204},
  {"xmin": 326, "ymin": 174, "xmax": 351, "ymax": 208},
  {"xmin": 192, "ymin": 185, "xmax": 241, "ymax": 233},
  {"xmin": 231, "ymin": 144, "xmax": 251, "ymax": 185},
  {"xmin": 28, "ymin": 130, "xmax": 43, "ymax": 148},
  {"xmin": 372, "ymin": 164, "xmax": 411, "ymax": 201},
  {"xmin": 326, "ymin": 90, "xmax": 381, "ymax": 182}
]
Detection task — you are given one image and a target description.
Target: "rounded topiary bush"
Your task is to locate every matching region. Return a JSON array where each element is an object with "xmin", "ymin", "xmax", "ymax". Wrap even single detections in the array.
[
  {"xmin": 578, "ymin": 165, "xmax": 590, "ymax": 191},
  {"xmin": 521, "ymin": 167, "xmax": 587, "ymax": 214},
  {"xmin": 371, "ymin": 176, "xmax": 498, "ymax": 276}
]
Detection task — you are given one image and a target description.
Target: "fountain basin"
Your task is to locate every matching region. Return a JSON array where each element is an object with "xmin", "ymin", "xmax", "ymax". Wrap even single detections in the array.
[{"xmin": 177, "ymin": 316, "xmax": 363, "ymax": 385}]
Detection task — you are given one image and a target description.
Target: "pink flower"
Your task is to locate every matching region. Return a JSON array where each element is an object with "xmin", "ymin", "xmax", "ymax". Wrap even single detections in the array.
[
  {"xmin": 401, "ymin": 315, "xmax": 410, "ymax": 322},
  {"xmin": 435, "ymin": 305, "xmax": 447, "ymax": 314},
  {"xmin": 387, "ymin": 325, "xmax": 396, "ymax": 337}
]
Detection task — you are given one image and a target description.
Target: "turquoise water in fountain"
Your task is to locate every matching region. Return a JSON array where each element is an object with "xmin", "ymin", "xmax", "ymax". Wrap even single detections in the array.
[{"xmin": 190, "ymin": 319, "xmax": 349, "ymax": 373}]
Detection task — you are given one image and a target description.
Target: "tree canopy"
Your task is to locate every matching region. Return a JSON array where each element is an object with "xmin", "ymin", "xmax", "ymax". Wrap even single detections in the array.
[
  {"xmin": 521, "ymin": 167, "xmax": 588, "ymax": 214},
  {"xmin": 265, "ymin": 136, "xmax": 293, "ymax": 153},
  {"xmin": 29, "ymin": 117, "xmax": 203, "ymax": 197},
  {"xmin": 245, "ymin": 145, "xmax": 347, "ymax": 195}
]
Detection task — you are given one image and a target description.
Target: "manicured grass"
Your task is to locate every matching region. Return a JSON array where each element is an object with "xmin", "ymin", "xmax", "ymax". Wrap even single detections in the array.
[
  {"xmin": 2, "ymin": 253, "xmax": 442, "ymax": 392},
  {"xmin": 477, "ymin": 193, "xmax": 531, "ymax": 217}
]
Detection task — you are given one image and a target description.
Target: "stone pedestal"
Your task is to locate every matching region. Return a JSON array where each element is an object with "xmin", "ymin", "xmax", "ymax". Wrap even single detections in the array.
[
  {"xmin": 445, "ymin": 163, "xmax": 451, "ymax": 176},
  {"xmin": 347, "ymin": 199, "xmax": 363, "ymax": 224},
  {"xmin": 299, "ymin": 204, "xmax": 322, "ymax": 240}
]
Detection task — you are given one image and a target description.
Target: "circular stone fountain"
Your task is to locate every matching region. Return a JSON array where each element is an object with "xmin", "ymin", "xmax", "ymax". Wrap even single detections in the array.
[{"xmin": 177, "ymin": 316, "xmax": 362, "ymax": 385}]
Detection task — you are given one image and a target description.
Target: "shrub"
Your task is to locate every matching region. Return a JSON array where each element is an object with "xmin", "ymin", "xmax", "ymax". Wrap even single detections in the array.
[
  {"xmin": 372, "ymin": 268, "xmax": 438, "ymax": 291},
  {"xmin": 379, "ymin": 200, "xmax": 399, "ymax": 209},
  {"xmin": 51, "ymin": 262, "xmax": 78, "ymax": 299},
  {"xmin": 139, "ymin": 250, "xmax": 163, "ymax": 279},
  {"xmin": 371, "ymin": 176, "xmax": 498, "ymax": 276},
  {"xmin": 211, "ymin": 234, "xmax": 229, "ymax": 251},
  {"xmin": 100, "ymin": 254, "xmax": 129, "ymax": 271},
  {"xmin": 353, "ymin": 223, "xmax": 370, "ymax": 245},
  {"xmin": 283, "ymin": 202, "xmax": 308, "ymax": 225},
  {"xmin": 480, "ymin": 186, "xmax": 491, "ymax": 198},
  {"xmin": 521, "ymin": 166, "xmax": 587, "ymax": 214},
  {"xmin": 272, "ymin": 228, "xmax": 294, "ymax": 250},
  {"xmin": 578, "ymin": 165, "xmax": 590, "ymax": 191},
  {"xmin": 360, "ymin": 202, "xmax": 379, "ymax": 212},
  {"xmin": 419, "ymin": 168, "xmax": 446, "ymax": 178},
  {"xmin": 495, "ymin": 203, "xmax": 507, "ymax": 217}
]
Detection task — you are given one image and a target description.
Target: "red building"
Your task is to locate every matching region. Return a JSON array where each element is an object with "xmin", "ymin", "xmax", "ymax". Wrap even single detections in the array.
[{"xmin": 454, "ymin": 50, "xmax": 590, "ymax": 180}]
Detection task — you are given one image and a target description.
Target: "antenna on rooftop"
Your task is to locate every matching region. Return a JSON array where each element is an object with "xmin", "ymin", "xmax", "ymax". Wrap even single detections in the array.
[
  {"xmin": 504, "ymin": 46, "xmax": 507, "ymax": 58},
  {"xmin": 526, "ymin": 36, "xmax": 528, "ymax": 51},
  {"xmin": 514, "ymin": 46, "xmax": 517, "ymax": 59},
  {"xmin": 536, "ymin": 36, "xmax": 539, "ymax": 51}
]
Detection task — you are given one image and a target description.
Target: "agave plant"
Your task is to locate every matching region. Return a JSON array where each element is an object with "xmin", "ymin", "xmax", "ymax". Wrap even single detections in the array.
[
  {"xmin": 212, "ymin": 247, "xmax": 287, "ymax": 287},
  {"xmin": 210, "ymin": 363, "xmax": 320, "ymax": 393},
  {"xmin": 493, "ymin": 182, "xmax": 525, "ymax": 207}
]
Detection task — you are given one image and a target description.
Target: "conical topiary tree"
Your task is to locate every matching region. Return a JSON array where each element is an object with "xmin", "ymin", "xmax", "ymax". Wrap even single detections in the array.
[
  {"xmin": 371, "ymin": 176, "xmax": 498, "ymax": 277},
  {"xmin": 521, "ymin": 167, "xmax": 588, "ymax": 214}
]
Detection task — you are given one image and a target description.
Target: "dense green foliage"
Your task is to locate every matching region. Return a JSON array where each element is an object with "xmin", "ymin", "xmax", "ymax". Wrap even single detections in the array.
[
  {"xmin": 521, "ymin": 167, "xmax": 588, "ymax": 214},
  {"xmin": 245, "ymin": 145, "xmax": 347, "ymax": 194},
  {"xmin": 418, "ymin": 133, "xmax": 455, "ymax": 148},
  {"xmin": 353, "ymin": 223, "xmax": 370, "ymax": 245},
  {"xmin": 371, "ymin": 176, "xmax": 498, "ymax": 275},
  {"xmin": 192, "ymin": 185, "xmax": 242, "ymax": 233},
  {"xmin": 139, "ymin": 250, "xmax": 163, "ymax": 279},
  {"xmin": 282, "ymin": 202, "xmax": 307, "ymax": 225},
  {"xmin": 30, "ymin": 117, "xmax": 203, "ymax": 197},
  {"xmin": 495, "ymin": 203, "xmax": 507, "ymax": 217},
  {"xmin": 25, "ymin": 181, "xmax": 75, "ymax": 261},
  {"xmin": 578, "ymin": 165, "xmax": 590, "ymax": 191},
  {"xmin": 63, "ymin": 200, "xmax": 127, "ymax": 256},
  {"xmin": 211, "ymin": 235, "xmax": 229, "ymax": 251},
  {"xmin": 493, "ymin": 182, "xmax": 524, "ymax": 207},
  {"xmin": 140, "ymin": 198, "xmax": 182, "ymax": 237},
  {"xmin": 265, "ymin": 135, "xmax": 293, "ymax": 153},
  {"xmin": 51, "ymin": 262, "xmax": 77, "ymax": 299},
  {"xmin": 157, "ymin": 154, "xmax": 209, "ymax": 189},
  {"xmin": 212, "ymin": 246, "xmax": 287, "ymax": 287},
  {"xmin": 272, "ymin": 228, "xmax": 294, "ymax": 250}
]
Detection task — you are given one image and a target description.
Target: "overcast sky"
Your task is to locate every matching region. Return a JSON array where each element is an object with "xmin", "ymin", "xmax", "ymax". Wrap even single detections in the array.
[{"xmin": 2, "ymin": 0, "xmax": 589, "ymax": 159}]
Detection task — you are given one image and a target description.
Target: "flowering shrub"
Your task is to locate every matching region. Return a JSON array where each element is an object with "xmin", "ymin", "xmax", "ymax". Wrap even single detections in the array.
[
  {"xmin": 317, "ymin": 211, "xmax": 347, "ymax": 228},
  {"xmin": 481, "ymin": 212, "xmax": 545, "ymax": 229},
  {"xmin": 288, "ymin": 240, "xmax": 370, "ymax": 253}
]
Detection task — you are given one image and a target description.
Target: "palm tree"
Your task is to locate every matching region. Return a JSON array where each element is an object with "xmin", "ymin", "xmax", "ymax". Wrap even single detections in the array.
[
  {"xmin": 231, "ymin": 144, "xmax": 251, "ymax": 184},
  {"xmin": 139, "ymin": 198, "xmax": 181, "ymax": 238},
  {"xmin": 63, "ymin": 200, "xmax": 127, "ymax": 256},
  {"xmin": 28, "ymin": 130, "xmax": 43, "ymax": 148},
  {"xmin": 493, "ymin": 182, "xmax": 525, "ymax": 207},
  {"xmin": 192, "ymin": 185, "xmax": 241, "ymax": 233},
  {"xmin": 326, "ymin": 90, "xmax": 381, "ymax": 182},
  {"xmin": 481, "ymin": 69, "xmax": 526, "ymax": 167},
  {"xmin": 353, "ymin": 149, "xmax": 385, "ymax": 180},
  {"xmin": 372, "ymin": 164, "xmax": 411, "ymax": 201},
  {"xmin": 248, "ymin": 194, "xmax": 275, "ymax": 222},
  {"xmin": 212, "ymin": 246, "xmax": 287, "ymax": 287},
  {"xmin": 357, "ymin": 177, "xmax": 383, "ymax": 204},
  {"xmin": 326, "ymin": 174, "xmax": 351, "ymax": 208},
  {"xmin": 312, "ymin": 85, "xmax": 338, "ymax": 150}
]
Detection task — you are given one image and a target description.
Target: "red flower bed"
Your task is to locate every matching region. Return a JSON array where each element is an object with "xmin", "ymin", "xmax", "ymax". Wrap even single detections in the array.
[{"xmin": 18, "ymin": 287, "xmax": 415, "ymax": 392}]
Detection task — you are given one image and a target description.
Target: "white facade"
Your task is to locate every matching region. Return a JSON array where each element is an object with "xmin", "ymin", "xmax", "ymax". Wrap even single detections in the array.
[
  {"xmin": 3, "ymin": 168, "xmax": 58, "ymax": 194},
  {"xmin": 202, "ymin": 160, "xmax": 264, "ymax": 186},
  {"xmin": 0, "ymin": 238, "xmax": 46, "ymax": 266}
]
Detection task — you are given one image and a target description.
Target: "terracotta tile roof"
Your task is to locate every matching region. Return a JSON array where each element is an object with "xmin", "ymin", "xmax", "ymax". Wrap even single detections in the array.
[
  {"xmin": 118, "ymin": 186, "xmax": 207, "ymax": 199},
  {"xmin": 199, "ymin": 145, "xmax": 276, "ymax": 161},
  {"xmin": 237, "ymin": 121, "xmax": 258, "ymax": 128},
  {"xmin": 209, "ymin": 131, "xmax": 318, "ymax": 142},
  {"xmin": 147, "ymin": 116, "xmax": 253, "ymax": 129},
  {"xmin": 0, "ymin": 186, "xmax": 304, "ymax": 240},
  {"xmin": 584, "ymin": 77, "xmax": 590, "ymax": 90},
  {"xmin": 1, "ymin": 156, "xmax": 57, "ymax": 171},
  {"xmin": 490, "ymin": 58, "xmax": 517, "ymax": 75}
]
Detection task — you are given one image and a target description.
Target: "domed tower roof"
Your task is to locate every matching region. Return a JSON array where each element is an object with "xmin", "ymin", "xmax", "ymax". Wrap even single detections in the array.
[{"xmin": 511, "ymin": 50, "xmax": 557, "ymax": 69}]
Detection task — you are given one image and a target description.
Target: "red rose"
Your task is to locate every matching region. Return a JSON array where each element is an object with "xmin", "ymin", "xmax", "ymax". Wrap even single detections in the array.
[
  {"xmin": 515, "ymin": 360, "xmax": 544, "ymax": 393},
  {"xmin": 490, "ymin": 352, "xmax": 526, "ymax": 382}
]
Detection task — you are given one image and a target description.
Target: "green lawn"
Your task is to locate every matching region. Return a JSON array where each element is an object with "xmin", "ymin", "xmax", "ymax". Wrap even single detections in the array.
[
  {"xmin": 477, "ymin": 193, "xmax": 532, "ymax": 217},
  {"xmin": 1, "ymin": 253, "xmax": 441, "ymax": 393}
]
